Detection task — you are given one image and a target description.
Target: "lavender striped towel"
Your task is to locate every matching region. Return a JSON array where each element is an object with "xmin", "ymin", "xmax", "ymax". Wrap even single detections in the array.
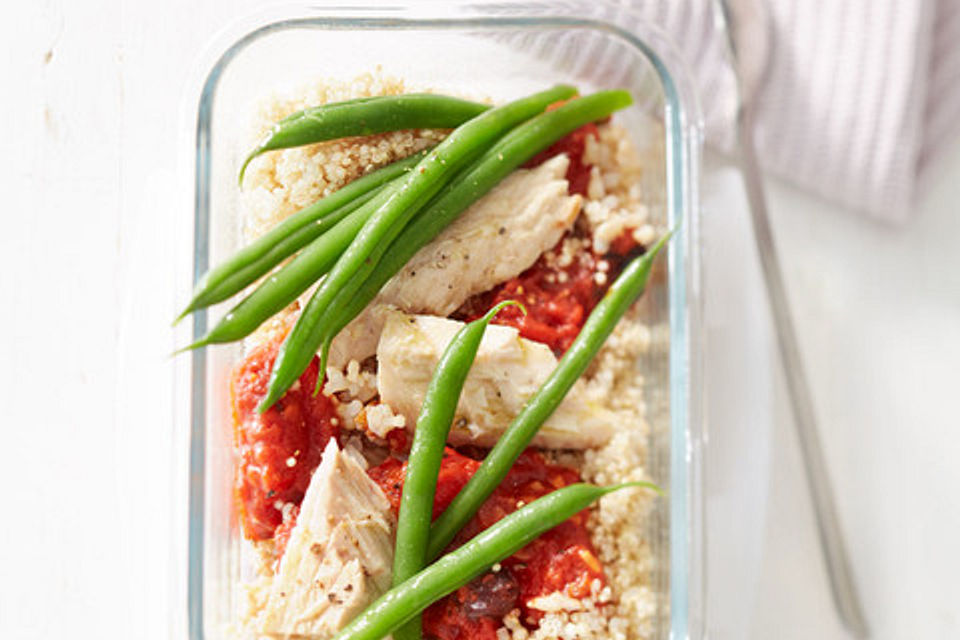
[
  {"xmin": 487, "ymin": 0, "xmax": 960, "ymax": 221},
  {"xmin": 615, "ymin": 0, "xmax": 960, "ymax": 221}
]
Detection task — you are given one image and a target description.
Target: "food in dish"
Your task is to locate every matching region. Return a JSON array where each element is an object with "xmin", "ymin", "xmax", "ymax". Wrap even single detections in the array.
[{"xmin": 185, "ymin": 72, "xmax": 669, "ymax": 640}]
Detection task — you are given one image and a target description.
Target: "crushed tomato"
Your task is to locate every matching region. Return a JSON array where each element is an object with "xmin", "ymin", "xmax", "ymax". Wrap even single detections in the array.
[
  {"xmin": 230, "ymin": 330, "xmax": 339, "ymax": 541},
  {"xmin": 456, "ymin": 230, "xmax": 644, "ymax": 355},
  {"xmin": 369, "ymin": 448, "xmax": 605, "ymax": 639},
  {"xmin": 368, "ymin": 447, "xmax": 480, "ymax": 520}
]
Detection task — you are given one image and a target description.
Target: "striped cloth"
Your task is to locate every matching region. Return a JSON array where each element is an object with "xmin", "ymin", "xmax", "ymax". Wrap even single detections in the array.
[
  {"xmin": 482, "ymin": 0, "xmax": 960, "ymax": 222},
  {"xmin": 606, "ymin": 0, "xmax": 960, "ymax": 222}
]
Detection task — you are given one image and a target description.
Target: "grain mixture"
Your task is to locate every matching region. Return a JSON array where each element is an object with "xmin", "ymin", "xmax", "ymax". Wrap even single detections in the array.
[{"xmin": 233, "ymin": 72, "xmax": 664, "ymax": 640}]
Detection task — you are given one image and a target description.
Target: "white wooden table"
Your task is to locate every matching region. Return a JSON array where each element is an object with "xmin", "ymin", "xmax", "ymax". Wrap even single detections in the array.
[{"xmin": 2, "ymin": 2, "xmax": 957, "ymax": 638}]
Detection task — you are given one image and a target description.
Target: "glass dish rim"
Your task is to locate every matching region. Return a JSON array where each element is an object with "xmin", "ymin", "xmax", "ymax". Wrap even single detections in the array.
[{"xmin": 186, "ymin": 4, "xmax": 704, "ymax": 639}]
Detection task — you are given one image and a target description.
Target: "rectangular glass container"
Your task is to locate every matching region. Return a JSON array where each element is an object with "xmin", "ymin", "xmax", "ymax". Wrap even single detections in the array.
[{"xmin": 186, "ymin": 4, "xmax": 703, "ymax": 638}]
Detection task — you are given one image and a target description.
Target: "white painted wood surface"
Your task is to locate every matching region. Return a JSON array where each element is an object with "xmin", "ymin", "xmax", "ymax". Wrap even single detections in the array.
[{"xmin": 1, "ymin": 2, "xmax": 957, "ymax": 639}]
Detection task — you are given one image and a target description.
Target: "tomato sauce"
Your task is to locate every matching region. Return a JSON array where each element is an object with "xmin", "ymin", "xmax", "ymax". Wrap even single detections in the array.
[
  {"xmin": 368, "ymin": 447, "xmax": 480, "ymax": 520},
  {"xmin": 456, "ymin": 230, "xmax": 643, "ymax": 356},
  {"xmin": 369, "ymin": 448, "xmax": 605, "ymax": 639},
  {"xmin": 231, "ymin": 330, "xmax": 340, "ymax": 541}
]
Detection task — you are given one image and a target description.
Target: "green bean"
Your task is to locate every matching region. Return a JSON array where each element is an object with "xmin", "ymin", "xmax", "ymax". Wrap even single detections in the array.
[
  {"xmin": 392, "ymin": 300, "xmax": 523, "ymax": 640},
  {"xmin": 239, "ymin": 94, "xmax": 490, "ymax": 183},
  {"xmin": 427, "ymin": 230, "xmax": 673, "ymax": 559},
  {"xmin": 258, "ymin": 85, "xmax": 578, "ymax": 412},
  {"xmin": 179, "ymin": 185, "xmax": 375, "ymax": 326},
  {"xmin": 178, "ymin": 151, "xmax": 429, "ymax": 322},
  {"xmin": 308, "ymin": 90, "xmax": 635, "ymax": 375},
  {"xmin": 333, "ymin": 481, "xmax": 660, "ymax": 640},
  {"xmin": 184, "ymin": 185, "xmax": 400, "ymax": 350}
]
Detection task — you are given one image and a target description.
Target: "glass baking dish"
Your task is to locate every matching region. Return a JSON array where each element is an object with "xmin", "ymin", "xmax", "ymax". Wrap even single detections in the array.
[{"xmin": 185, "ymin": 3, "xmax": 703, "ymax": 639}]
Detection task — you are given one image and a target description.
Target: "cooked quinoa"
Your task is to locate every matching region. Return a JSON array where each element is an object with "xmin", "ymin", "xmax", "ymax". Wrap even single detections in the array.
[{"xmin": 233, "ymin": 72, "xmax": 664, "ymax": 640}]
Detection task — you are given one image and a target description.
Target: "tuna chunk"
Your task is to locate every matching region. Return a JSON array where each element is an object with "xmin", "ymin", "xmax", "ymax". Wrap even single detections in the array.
[
  {"xmin": 259, "ymin": 440, "xmax": 394, "ymax": 637},
  {"xmin": 376, "ymin": 311, "xmax": 614, "ymax": 449},
  {"xmin": 328, "ymin": 154, "xmax": 581, "ymax": 368}
]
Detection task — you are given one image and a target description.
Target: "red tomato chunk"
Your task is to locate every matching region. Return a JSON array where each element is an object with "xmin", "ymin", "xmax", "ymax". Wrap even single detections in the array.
[
  {"xmin": 369, "ymin": 448, "xmax": 605, "ymax": 639},
  {"xmin": 231, "ymin": 331, "xmax": 339, "ymax": 541},
  {"xmin": 456, "ymin": 229, "xmax": 643, "ymax": 356}
]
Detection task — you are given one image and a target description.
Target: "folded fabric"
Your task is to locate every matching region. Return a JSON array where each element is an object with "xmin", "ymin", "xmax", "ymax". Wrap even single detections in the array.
[
  {"xmin": 486, "ymin": 0, "xmax": 960, "ymax": 222},
  {"xmin": 617, "ymin": 0, "xmax": 960, "ymax": 222}
]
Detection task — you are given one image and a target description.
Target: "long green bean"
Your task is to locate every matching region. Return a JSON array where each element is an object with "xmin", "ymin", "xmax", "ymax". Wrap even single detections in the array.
[
  {"xmin": 178, "ymin": 150, "xmax": 429, "ymax": 321},
  {"xmin": 308, "ymin": 90, "xmax": 635, "ymax": 377},
  {"xmin": 259, "ymin": 85, "xmax": 577, "ymax": 412},
  {"xmin": 392, "ymin": 300, "xmax": 523, "ymax": 640},
  {"xmin": 183, "ymin": 184, "xmax": 398, "ymax": 349},
  {"xmin": 427, "ymin": 230, "xmax": 673, "ymax": 559},
  {"xmin": 239, "ymin": 94, "xmax": 489, "ymax": 183},
  {"xmin": 332, "ymin": 482, "xmax": 660, "ymax": 640}
]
